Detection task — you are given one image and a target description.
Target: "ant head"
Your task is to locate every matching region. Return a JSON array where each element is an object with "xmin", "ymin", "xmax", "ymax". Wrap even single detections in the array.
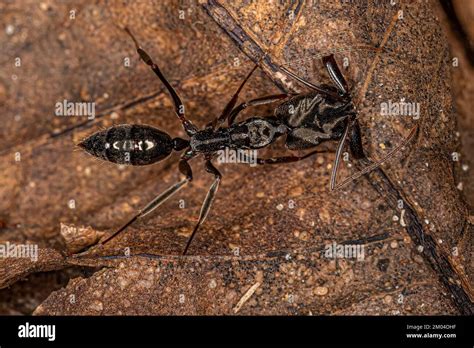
[{"xmin": 78, "ymin": 124, "xmax": 182, "ymax": 166}]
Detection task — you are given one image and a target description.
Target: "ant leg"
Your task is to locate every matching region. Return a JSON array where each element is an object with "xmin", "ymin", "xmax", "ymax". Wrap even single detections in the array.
[
  {"xmin": 76, "ymin": 151, "xmax": 195, "ymax": 255},
  {"xmin": 182, "ymin": 159, "xmax": 221, "ymax": 255},
  {"xmin": 208, "ymin": 64, "xmax": 259, "ymax": 129},
  {"xmin": 322, "ymin": 55, "xmax": 349, "ymax": 96},
  {"xmin": 240, "ymin": 148, "xmax": 328, "ymax": 165},
  {"xmin": 227, "ymin": 93, "xmax": 292, "ymax": 126},
  {"xmin": 124, "ymin": 27, "xmax": 198, "ymax": 136},
  {"xmin": 330, "ymin": 116, "xmax": 353, "ymax": 191},
  {"xmin": 277, "ymin": 54, "xmax": 351, "ymax": 100},
  {"xmin": 332, "ymin": 124, "xmax": 419, "ymax": 190}
]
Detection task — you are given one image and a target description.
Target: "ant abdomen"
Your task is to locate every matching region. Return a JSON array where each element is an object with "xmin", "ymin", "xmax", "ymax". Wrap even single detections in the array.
[{"xmin": 78, "ymin": 124, "xmax": 174, "ymax": 166}]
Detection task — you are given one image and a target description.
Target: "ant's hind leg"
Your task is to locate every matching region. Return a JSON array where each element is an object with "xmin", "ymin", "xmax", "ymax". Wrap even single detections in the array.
[
  {"xmin": 182, "ymin": 159, "xmax": 221, "ymax": 255},
  {"xmin": 124, "ymin": 27, "xmax": 198, "ymax": 136},
  {"xmin": 75, "ymin": 152, "xmax": 195, "ymax": 256}
]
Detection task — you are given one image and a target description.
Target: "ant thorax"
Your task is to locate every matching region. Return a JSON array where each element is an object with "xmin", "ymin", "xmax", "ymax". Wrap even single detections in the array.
[{"xmin": 79, "ymin": 124, "xmax": 174, "ymax": 165}]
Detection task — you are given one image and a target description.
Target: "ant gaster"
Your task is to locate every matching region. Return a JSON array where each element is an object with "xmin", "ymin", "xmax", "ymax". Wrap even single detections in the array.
[{"xmin": 78, "ymin": 28, "xmax": 417, "ymax": 256}]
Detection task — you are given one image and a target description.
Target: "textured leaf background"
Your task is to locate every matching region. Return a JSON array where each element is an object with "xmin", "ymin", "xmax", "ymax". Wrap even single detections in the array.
[{"xmin": 0, "ymin": 0, "xmax": 472, "ymax": 315}]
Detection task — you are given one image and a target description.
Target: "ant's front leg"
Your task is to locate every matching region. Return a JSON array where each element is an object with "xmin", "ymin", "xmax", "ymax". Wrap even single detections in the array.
[
  {"xmin": 124, "ymin": 27, "xmax": 198, "ymax": 136},
  {"xmin": 75, "ymin": 151, "xmax": 195, "ymax": 256}
]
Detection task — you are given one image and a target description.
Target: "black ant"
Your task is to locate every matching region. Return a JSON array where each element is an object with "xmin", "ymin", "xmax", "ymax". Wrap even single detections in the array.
[{"xmin": 77, "ymin": 28, "xmax": 417, "ymax": 256}]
